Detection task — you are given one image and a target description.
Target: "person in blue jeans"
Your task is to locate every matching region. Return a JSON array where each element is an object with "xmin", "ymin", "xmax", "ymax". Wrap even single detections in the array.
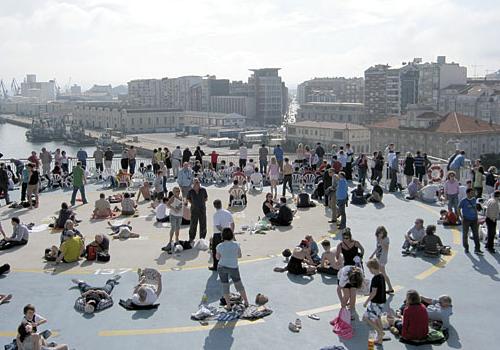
[
  {"xmin": 216, "ymin": 228, "xmax": 249, "ymax": 309},
  {"xmin": 70, "ymin": 162, "xmax": 88, "ymax": 206},
  {"xmin": 458, "ymin": 188, "xmax": 483, "ymax": 255},
  {"xmin": 76, "ymin": 148, "xmax": 88, "ymax": 169},
  {"xmin": 336, "ymin": 172, "xmax": 349, "ymax": 232}
]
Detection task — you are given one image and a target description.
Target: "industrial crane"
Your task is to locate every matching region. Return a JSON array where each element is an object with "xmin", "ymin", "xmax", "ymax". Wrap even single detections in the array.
[
  {"xmin": 0, "ymin": 79, "xmax": 8, "ymax": 100},
  {"xmin": 10, "ymin": 78, "xmax": 20, "ymax": 95}
]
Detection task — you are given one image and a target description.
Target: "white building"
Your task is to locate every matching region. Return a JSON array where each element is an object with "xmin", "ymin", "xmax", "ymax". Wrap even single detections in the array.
[
  {"xmin": 20, "ymin": 74, "xmax": 56, "ymax": 103},
  {"xmin": 286, "ymin": 121, "xmax": 370, "ymax": 153},
  {"xmin": 296, "ymin": 102, "xmax": 366, "ymax": 124}
]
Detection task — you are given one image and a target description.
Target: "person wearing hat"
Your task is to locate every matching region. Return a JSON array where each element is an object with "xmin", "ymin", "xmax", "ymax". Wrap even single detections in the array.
[{"xmin": 72, "ymin": 275, "xmax": 121, "ymax": 314}]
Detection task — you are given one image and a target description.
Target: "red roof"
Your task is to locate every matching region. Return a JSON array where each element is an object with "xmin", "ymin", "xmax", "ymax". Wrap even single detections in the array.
[{"xmin": 368, "ymin": 112, "xmax": 500, "ymax": 134}]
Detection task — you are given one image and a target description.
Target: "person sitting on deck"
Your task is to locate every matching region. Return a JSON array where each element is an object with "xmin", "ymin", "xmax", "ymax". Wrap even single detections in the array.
[
  {"xmin": 305, "ymin": 235, "xmax": 321, "ymax": 264},
  {"xmin": 71, "ymin": 275, "xmax": 121, "ymax": 314},
  {"xmin": 92, "ymin": 193, "xmax": 114, "ymax": 219},
  {"xmin": 421, "ymin": 225, "xmax": 445, "ymax": 257},
  {"xmin": 48, "ymin": 230, "xmax": 84, "ymax": 264},
  {"xmin": 0, "ymin": 217, "xmax": 29, "ymax": 251},
  {"xmin": 269, "ymin": 197, "xmax": 294, "ymax": 226},
  {"xmin": 228, "ymin": 179, "xmax": 247, "ymax": 206},
  {"xmin": 285, "ymin": 240, "xmax": 317, "ymax": 275},
  {"xmin": 402, "ymin": 218, "xmax": 425, "ymax": 256},
  {"xmin": 116, "ymin": 169, "xmax": 130, "ymax": 188},
  {"xmin": 420, "ymin": 295, "xmax": 453, "ymax": 330},
  {"xmin": 262, "ymin": 193, "xmax": 277, "ymax": 219},
  {"xmin": 136, "ymin": 181, "xmax": 152, "ymax": 201},
  {"xmin": 366, "ymin": 181, "xmax": 383, "ymax": 203},
  {"xmin": 438, "ymin": 209, "xmax": 459, "ymax": 226},
  {"xmin": 317, "ymin": 240, "xmax": 343, "ymax": 275},
  {"xmin": 249, "ymin": 168, "xmax": 263, "ymax": 189},
  {"xmin": 60, "ymin": 220, "xmax": 83, "ymax": 243},
  {"xmin": 406, "ymin": 178, "xmax": 422, "ymax": 200},
  {"xmin": 120, "ymin": 192, "xmax": 137, "ymax": 216},
  {"xmin": 53, "ymin": 202, "xmax": 76, "ymax": 229},
  {"xmin": 16, "ymin": 323, "xmax": 68, "ymax": 350},
  {"xmin": 393, "ymin": 290, "xmax": 429, "ymax": 341},
  {"xmin": 351, "ymin": 184, "xmax": 368, "ymax": 205},
  {"xmin": 89, "ymin": 234, "xmax": 110, "ymax": 253}
]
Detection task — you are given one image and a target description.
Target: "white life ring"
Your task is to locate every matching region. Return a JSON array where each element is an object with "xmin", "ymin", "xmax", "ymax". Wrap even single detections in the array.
[{"xmin": 427, "ymin": 165, "xmax": 444, "ymax": 182}]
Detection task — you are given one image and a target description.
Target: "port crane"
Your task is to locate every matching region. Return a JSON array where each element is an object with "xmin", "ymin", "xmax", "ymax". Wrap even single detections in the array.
[
  {"xmin": 0, "ymin": 79, "xmax": 8, "ymax": 100},
  {"xmin": 10, "ymin": 78, "xmax": 20, "ymax": 95}
]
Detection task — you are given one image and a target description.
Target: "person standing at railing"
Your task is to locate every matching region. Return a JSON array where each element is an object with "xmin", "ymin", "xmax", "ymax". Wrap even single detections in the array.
[
  {"xmin": 444, "ymin": 171, "xmax": 460, "ymax": 215},
  {"xmin": 60, "ymin": 151, "xmax": 69, "ymax": 174},
  {"xmin": 10, "ymin": 158, "xmax": 24, "ymax": 179},
  {"xmin": 273, "ymin": 144, "xmax": 284, "ymax": 172},
  {"xmin": 93, "ymin": 148, "xmax": 104, "ymax": 173},
  {"xmin": 178, "ymin": 162, "xmax": 193, "ymax": 198},
  {"xmin": 26, "ymin": 164, "xmax": 39, "ymax": 209},
  {"xmin": 258, "ymin": 144, "xmax": 268, "ymax": 175},
  {"xmin": 388, "ymin": 150, "xmax": 399, "ymax": 192},
  {"xmin": 128, "ymin": 146, "xmax": 137, "ymax": 175},
  {"xmin": 345, "ymin": 143, "xmax": 354, "ymax": 181},
  {"xmin": 449, "ymin": 150, "xmax": 465, "ymax": 182},
  {"xmin": 70, "ymin": 162, "xmax": 88, "ymax": 207},
  {"xmin": 76, "ymin": 148, "xmax": 88, "ymax": 169},
  {"xmin": 27, "ymin": 151, "xmax": 40, "ymax": 168},
  {"xmin": 120, "ymin": 148, "xmax": 129, "ymax": 171},
  {"xmin": 171, "ymin": 146, "xmax": 182, "ymax": 179},
  {"xmin": 163, "ymin": 147, "xmax": 171, "ymax": 178},
  {"xmin": 104, "ymin": 147, "xmax": 114, "ymax": 171},
  {"xmin": 315, "ymin": 142, "xmax": 325, "ymax": 165},
  {"xmin": 403, "ymin": 152, "xmax": 415, "ymax": 187},
  {"xmin": 54, "ymin": 149, "xmax": 62, "ymax": 167},
  {"xmin": 194, "ymin": 146, "xmax": 205, "ymax": 169},
  {"xmin": 182, "ymin": 147, "xmax": 193, "ymax": 165},
  {"xmin": 238, "ymin": 143, "xmax": 247, "ymax": 170},
  {"xmin": 40, "ymin": 148, "xmax": 52, "ymax": 177},
  {"xmin": 413, "ymin": 151, "xmax": 425, "ymax": 183}
]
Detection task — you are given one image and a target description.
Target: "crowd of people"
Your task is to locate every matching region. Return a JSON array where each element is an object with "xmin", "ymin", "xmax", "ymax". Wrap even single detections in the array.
[{"xmin": 1, "ymin": 141, "xmax": 499, "ymax": 348}]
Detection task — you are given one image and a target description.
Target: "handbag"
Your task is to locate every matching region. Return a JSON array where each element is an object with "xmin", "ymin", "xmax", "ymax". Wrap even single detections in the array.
[{"xmin": 330, "ymin": 307, "xmax": 353, "ymax": 339}]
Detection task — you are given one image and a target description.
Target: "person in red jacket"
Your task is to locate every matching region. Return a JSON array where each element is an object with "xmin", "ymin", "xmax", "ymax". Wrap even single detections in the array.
[{"xmin": 396, "ymin": 289, "xmax": 429, "ymax": 341}]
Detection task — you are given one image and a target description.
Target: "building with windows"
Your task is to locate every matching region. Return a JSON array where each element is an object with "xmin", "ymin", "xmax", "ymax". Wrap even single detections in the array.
[
  {"xmin": 128, "ymin": 79, "xmax": 162, "ymax": 107},
  {"xmin": 439, "ymin": 82, "xmax": 500, "ymax": 124},
  {"xmin": 364, "ymin": 65, "xmax": 390, "ymax": 121},
  {"xmin": 20, "ymin": 74, "xmax": 56, "ymax": 103},
  {"xmin": 160, "ymin": 76, "xmax": 202, "ymax": 110},
  {"xmin": 296, "ymin": 102, "xmax": 365, "ymax": 124},
  {"xmin": 248, "ymin": 68, "xmax": 287, "ymax": 125},
  {"xmin": 297, "ymin": 77, "xmax": 364, "ymax": 104},
  {"xmin": 369, "ymin": 107, "xmax": 500, "ymax": 159},
  {"xmin": 209, "ymin": 96, "xmax": 256, "ymax": 118},
  {"xmin": 286, "ymin": 121, "xmax": 370, "ymax": 153}
]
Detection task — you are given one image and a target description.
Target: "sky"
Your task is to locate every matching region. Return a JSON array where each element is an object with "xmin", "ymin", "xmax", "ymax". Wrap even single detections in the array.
[{"xmin": 1, "ymin": 0, "xmax": 499, "ymax": 89}]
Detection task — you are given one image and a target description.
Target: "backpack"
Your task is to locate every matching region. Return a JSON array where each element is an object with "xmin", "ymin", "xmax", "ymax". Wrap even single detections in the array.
[
  {"xmin": 297, "ymin": 193, "xmax": 312, "ymax": 208},
  {"xmin": 97, "ymin": 252, "xmax": 110, "ymax": 262},
  {"xmin": 86, "ymin": 245, "xmax": 97, "ymax": 261},
  {"xmin": 330, "ymin": 307, "xmax": 353, "ymax": 339}
]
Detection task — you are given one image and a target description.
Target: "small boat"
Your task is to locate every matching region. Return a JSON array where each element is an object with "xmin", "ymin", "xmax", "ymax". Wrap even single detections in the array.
[{"xmin": 64, "ymin": 125, "xmax": 95, "ymax": 146}]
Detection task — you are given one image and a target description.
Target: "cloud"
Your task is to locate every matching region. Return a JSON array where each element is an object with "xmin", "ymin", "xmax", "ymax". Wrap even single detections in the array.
[{"xmin": 0, "ymin": 0, "xmax": 499, "ymax": 88}]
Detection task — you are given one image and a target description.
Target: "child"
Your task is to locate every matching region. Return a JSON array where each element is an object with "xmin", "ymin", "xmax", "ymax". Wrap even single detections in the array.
[
  {"xmin": 363, "ymin": 259, "xmax": 386, "ymax": 345},
  {"xmin": 438, "ymin": 209, "xmax": 458, "ymax": 226},
  {"xmin": 22, "ymin": 304, "xmax": 47, "ymax": 333},
  {"xmin": 304, "ymin": 235, "xmax": 320, "ymax": 264},
  {"xmin": 421, "ymin": 295, "xmax": 453, "ymax": 330},
  {"xmin": 153, "ymin": 171, "xmax": 164, "ymax": 200},
  {"xmin": 317, "ymin": 240, "xmax": 343, "ymax": 275}
]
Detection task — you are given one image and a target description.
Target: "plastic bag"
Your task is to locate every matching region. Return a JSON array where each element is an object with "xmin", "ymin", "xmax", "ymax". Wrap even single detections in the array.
[
  {"xmin": 330, "ymin": 307, "xmax": 353, "ymax": 339},
  {"xmin": 194, "ymin": 238, "xmax": 209, "ymax": 251}
]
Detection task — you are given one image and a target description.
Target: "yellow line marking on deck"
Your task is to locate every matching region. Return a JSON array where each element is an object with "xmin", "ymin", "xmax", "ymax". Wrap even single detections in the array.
[
  {"xmin": 99, "ymin": 319, "xmax": 264, "ymax": 337},
  {"xmin": 295, "ymin": 285, "xmax": 404, "ymax": 316},
  {"xmin": 414, "ymin": 251, "xmax": 457, "ymax": 280}
]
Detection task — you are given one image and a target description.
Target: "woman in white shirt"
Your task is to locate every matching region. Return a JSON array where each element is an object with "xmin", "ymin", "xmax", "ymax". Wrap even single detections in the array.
[
  {"xmin": 163, "ymin": 187, "xmax": 183, "ymax": 252},
  {"xmin": 216, "ymin": 228, "xmax": 249, "ymax": 309}
]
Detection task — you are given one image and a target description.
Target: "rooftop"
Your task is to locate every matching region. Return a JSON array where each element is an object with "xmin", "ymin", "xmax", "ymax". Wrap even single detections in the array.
[
  {"xmin": 0, "ymin": 158, "xmax": 497, "ymax": 350},
  {"xmin": 369, "ymin": 112, "xmax": 500, "ymax": 134},
  {"xmin": 290, "ymin": 120, "xmax": 368, "ymax": 130}
]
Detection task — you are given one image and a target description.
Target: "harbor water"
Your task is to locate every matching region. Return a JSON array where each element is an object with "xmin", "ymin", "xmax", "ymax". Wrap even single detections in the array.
[{"xmin": 0, "ymin": 122, "xmax": 97, "ymax": 159}]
